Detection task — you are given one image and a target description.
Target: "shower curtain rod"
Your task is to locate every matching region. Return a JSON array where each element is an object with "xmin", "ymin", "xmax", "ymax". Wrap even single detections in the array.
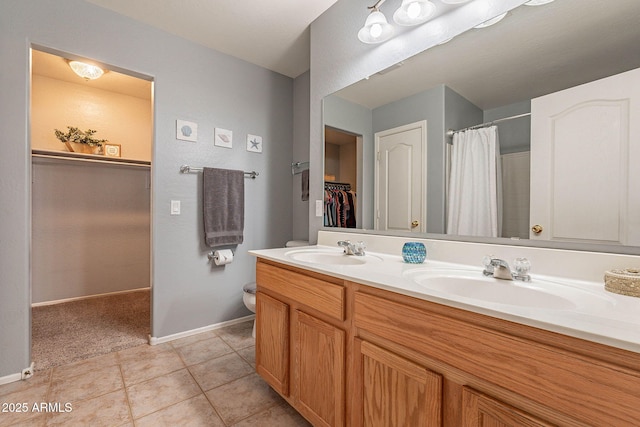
[
  {"xmin": 179, "ymin": 164, "xmax": 258, "ymax": 179},
  {"xmin": 446, "ymin": 112, "xmax": 531, "ymax": 140}
]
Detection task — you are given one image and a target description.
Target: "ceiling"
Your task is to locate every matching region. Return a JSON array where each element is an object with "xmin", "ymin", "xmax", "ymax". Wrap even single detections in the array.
[
  {"xmin": 83, "ymin": 0, "xmax": 339, "ymax": 78},
  {"xmin": 39, "ymin": 1, "xmax": 640, "ymax": 111},
  {"xmin": 31, "ymin": 50, "xmax": 152, "ymax": 100}
]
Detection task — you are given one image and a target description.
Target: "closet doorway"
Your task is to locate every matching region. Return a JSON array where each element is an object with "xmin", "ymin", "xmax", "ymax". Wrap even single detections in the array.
[
  {"xmin": 324, "ymin": 126, "xmax": 360, "ymax": 228},
  {"xmin": 30, "ymin": 48, "xmax": 153, "ymax": 370}
]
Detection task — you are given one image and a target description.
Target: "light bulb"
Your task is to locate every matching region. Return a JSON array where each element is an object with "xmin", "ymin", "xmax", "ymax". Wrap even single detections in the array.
[
  {"xmin": 370, "ymin": 23, "xmax": 383, "ymax": 38},
  {"xmin": 393, "ymin": 0, "xmax": 435, "ymax": 27},
  {"xmin": 407, "ymin": 2, "xmax": 421, "ymax": 19}
]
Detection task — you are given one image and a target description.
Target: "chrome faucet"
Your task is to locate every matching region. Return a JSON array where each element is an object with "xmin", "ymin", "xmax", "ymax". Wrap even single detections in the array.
[
  {"xmin": 482, "ymin": 256, "xmax": 531, "ymax": 282},
  {"xmin": 337, "ymin": 240, "xmax": 366, "ymax": 256}
]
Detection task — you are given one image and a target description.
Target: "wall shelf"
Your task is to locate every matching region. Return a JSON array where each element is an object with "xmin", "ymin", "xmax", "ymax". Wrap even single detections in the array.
[{"xmin": 32, "ymin": 149, "xmax": 151, "ymax": 168}]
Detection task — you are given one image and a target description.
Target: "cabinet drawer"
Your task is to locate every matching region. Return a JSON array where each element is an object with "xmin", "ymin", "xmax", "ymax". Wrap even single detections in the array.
[{"xmin": 257, "ymin": 261, "xmax": 345, "ymax": 321}]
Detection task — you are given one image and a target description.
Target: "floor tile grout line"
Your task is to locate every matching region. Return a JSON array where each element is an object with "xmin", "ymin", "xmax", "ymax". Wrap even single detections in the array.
[
  {"xmin": 183, "ymin": 365, "xmax": 229, "ymax": 426},
  {"xmin": 118, "ymin": 362, "xmax": 136, "ymax": 426}
]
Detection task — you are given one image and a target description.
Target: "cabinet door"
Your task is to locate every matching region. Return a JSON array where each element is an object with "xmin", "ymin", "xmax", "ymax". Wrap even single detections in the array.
[
  {"xmin": 294, "ymin": 310, "xmax": 345, "ymax": 427},
  {"xmin": 255, "ymin": 291, "xmax": 289, "ymax": 396},
  {"xmin": 462, "ymin": 387, "xmax": 554, "ymax": 427},
  {"xmin": 359, "ymin": 340, "xmax": 442, "ymax": 426}
]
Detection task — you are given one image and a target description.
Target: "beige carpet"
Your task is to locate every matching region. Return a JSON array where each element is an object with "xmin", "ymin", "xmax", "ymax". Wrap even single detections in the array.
[{"xmin": 32, "ymin": 289, "xmax": 150, "ymax": 371}]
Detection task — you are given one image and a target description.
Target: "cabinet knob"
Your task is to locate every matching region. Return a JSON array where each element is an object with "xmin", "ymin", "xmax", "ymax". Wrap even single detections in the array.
[
  {"xmin": 411, "ymin": 220, "xmax": 419, "ymax": 228},
  {"xmin": 531, "ymin": 224, "xmax": 543, "ymax": 234}
]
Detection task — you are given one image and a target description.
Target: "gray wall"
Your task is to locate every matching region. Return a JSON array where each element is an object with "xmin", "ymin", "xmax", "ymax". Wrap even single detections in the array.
[
  {"xmin": 309, "ymin": 0, "xmax": 527, "ymax": 243},
  {"xmin": 292, "ymin": 71, "xmax": 310, "ymax": 241},
  {"xmin": 484, "ymin": 100, "xmax": 531, "ymax": 154},
  {"xmin": 0, "ymin": 0, "xmax": 293, "ymax": 377}
]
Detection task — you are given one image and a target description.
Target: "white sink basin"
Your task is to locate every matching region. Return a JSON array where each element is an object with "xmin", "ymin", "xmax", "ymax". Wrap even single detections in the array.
[
  {"xmin": 403, "ymin": 269, "xmax": 610, "ymax": 310},
  {"xmin": 285, "ymin": 249, "xmax": 383, "ymax": 266}
]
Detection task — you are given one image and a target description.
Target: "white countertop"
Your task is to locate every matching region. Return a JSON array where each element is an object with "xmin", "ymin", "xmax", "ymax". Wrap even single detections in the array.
[{"xmin": 250, "ymin": 244, "xmax": 640, "ymax": 354}]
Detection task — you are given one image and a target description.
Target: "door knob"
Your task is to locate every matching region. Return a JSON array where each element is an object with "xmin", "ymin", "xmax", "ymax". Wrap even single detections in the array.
[
  {"xmin": 411, "ymin": 220, "xmax": 419, "ymax": 228},
  {"xmin": 531, "ymin": 224, "xmax": 543, "ymax": 234}
]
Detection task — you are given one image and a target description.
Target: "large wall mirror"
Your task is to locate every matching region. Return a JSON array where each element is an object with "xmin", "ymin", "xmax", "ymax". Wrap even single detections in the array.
[{"xmin": 322, "ymin": 0, "xmax": 640, "ymax": 253}]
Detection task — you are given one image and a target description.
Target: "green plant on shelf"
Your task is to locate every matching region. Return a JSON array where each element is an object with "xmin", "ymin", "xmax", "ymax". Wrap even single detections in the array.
[{"xmin": 54, "ymin": 126, "xmax": 108, "ymax": 147}]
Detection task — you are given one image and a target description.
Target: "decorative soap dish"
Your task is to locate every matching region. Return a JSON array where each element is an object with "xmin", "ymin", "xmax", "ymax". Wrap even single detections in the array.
[{"xmin": 604, "ymin": 268, "xmax": 640, "ymax": 298}]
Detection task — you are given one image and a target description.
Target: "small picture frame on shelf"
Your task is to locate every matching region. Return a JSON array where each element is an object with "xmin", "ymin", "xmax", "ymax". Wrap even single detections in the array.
[{"xmin": 104, "ymin": 143, "xmax": 121, "ymax": 157}]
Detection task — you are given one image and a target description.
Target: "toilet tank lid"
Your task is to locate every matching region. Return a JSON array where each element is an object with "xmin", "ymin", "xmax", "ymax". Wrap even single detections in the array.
[
  {"xmin": 243, "ymin": 282, "xmax": 256, "ymax": 294},
  {"xmin": 285, "ymin": 240, "xmax": 309, "ymax": 247}
]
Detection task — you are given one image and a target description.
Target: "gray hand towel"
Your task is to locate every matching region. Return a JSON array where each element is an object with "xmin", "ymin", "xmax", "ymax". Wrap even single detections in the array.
[
  {"xmin": 203, "ymin": 167, "xmax": 244, "ymax": 248},
  {"xmin": 301, "ymin": 169, "xmax": 309, "ymax": 201}
]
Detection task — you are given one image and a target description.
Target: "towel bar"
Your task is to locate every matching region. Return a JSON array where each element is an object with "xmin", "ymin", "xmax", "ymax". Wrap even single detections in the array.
[{"xmin": 180, "ymin": 165, "xmax": 258, "ymax": 178}]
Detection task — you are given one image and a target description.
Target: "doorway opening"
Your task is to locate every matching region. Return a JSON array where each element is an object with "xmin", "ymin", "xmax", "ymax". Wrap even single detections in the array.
[
  {"xmin": 29, "ymin": 47, "xmax": 153, "ymax": 370},
  {"xmin": 324, "ymin": 126, "xmax": 360, "ymax": 228}
]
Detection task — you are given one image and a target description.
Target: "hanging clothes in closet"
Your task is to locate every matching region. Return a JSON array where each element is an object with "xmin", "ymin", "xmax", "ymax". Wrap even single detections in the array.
[{"xmin": 324, "ymin": 182, "xmax": 356, "ymax": 228}]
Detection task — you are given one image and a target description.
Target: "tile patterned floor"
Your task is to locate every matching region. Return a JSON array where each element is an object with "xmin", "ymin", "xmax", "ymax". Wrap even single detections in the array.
[{"xmin": 0, "ymin": 320, "xmax": 311, "ymax": 427}]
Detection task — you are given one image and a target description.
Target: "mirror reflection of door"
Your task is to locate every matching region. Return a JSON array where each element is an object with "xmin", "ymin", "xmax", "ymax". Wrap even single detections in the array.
[
  {"xmin": 530, "ymin": 67, "xmax": 640, "ymax": 245},
  {"xmin": 374, "ymin": 121, "xmax": 427, "ymax": 233},
  {"xmin": 324, "ymin": 126, "xmax": 359, "ymax": 228}
]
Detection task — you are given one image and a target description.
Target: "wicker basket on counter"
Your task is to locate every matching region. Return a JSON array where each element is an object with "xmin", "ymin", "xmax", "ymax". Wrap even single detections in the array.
[{"xmin": 604, "ymin": 268, "xmax": 640, "ymax": 298}]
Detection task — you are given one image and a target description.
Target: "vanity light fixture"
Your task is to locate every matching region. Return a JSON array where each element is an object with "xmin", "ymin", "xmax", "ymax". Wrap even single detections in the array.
[
  {"xmin": 525, "ymin": 0, "xmax": 555, "ymax": 5},
  {"xmin": 358, "ymin": 4, "xmax": 394, "ymax": 44},
  {"xmin": 474, "ymin": 11, "xmax": 507, "ymax": 28},
  {"xmin": 393, "ymin": 0, "xmax": 436, "ymax": 26},
  {"xmin": 68, "ymin": 60, "xmax": 105, "ymax": 80},
  {"xmin": 440, "ymin": 0, "xmax": 471, "ymax": 3}
]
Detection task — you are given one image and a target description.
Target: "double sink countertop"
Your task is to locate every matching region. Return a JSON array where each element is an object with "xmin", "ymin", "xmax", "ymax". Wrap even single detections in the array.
[{"xmin": 250, "ymin": 244, "xmax": 640, "ymax": 354}]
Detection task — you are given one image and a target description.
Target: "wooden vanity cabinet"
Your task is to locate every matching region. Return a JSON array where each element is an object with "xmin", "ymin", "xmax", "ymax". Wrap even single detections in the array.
[
  {"xmin": 255, "ymin": 260, "xmax": 347, "ymax": 427},
  {"xmin": 255, "ymin": 259, "xmax": 640, "ymax": 427},
  {"xmin": 353, "ymin": 285, "xmax": 640, "ymax": 427}
]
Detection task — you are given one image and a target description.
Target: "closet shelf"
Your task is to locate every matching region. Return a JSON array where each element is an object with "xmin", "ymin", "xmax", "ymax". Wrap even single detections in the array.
[{"xmin": 32, "ymin": 149, "xmax": 151, "ymax": 168}]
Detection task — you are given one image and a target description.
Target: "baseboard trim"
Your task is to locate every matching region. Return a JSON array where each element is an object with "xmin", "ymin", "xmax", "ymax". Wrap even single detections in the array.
[
  {"xmin": 149, "ymin": 314, "xmax": 255, "ymax": 345},
  {"xmin": 0, "ymin": 372, "xmax": 24, "ymax": 385},
  {"xmin": 32, "ymin": 287, "xmax": 151, "ymax": 307}
]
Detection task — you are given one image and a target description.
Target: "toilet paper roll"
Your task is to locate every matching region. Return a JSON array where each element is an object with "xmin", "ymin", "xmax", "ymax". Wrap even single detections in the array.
[{"xmin": 213, "ymin": 249, "xmax": 234, "ymax": 266}]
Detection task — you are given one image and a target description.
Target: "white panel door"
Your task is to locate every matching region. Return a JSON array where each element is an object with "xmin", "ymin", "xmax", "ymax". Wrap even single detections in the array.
[
  {"xmin": 530, "ymin": 67, "xmax": 640, "ymax": 245},
  {"xmin": 375, "ymin": 121, "xmax": 427, "ymax": 233}
]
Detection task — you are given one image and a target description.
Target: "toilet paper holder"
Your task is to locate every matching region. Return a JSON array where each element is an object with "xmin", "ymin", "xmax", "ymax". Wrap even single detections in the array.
[{"xmin": 207, "ymin": 250, "xmax": 234, "ymax": 260}]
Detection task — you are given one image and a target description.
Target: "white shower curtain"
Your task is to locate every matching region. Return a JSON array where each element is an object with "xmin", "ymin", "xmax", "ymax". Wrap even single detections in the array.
[{"xmin": 447, "ymin": 126, "xmax": 502, "ymax": 237}]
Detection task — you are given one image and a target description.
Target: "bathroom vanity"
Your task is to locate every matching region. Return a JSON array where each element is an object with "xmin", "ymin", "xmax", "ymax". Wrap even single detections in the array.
[{"xmin": 250, "ymin": 232, "xmax": 640, "ymax": 427}]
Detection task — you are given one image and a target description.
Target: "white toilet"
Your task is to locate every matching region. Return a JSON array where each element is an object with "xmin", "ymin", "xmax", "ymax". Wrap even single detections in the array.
[{"xmin": 243, "ymin": 240, "xmax": 309, "ymax": 338}]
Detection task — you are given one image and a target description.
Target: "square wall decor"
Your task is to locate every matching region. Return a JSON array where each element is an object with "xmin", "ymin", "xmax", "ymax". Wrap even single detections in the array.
[
  {"xmin": 247, "ymin": 134, "xmax": 263, "ymax": 153},
  {"xmin": 214, "ymin": 128, "xmax": 233, "ymax": 148},
  {"xmin": 176, "ymin": 120, "xmax": 197, "ymax": 142}
]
